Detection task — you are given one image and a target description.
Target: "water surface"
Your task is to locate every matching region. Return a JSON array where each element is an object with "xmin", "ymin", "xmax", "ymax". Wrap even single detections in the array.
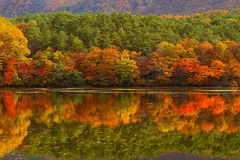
[{"xmin": 0, "ymin": 88, "xmax": 240, "ymax": 159}]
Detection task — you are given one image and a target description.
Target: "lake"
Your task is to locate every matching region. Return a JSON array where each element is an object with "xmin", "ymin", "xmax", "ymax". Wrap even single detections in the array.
[{"xmin": 0, "ymin": 88, "xmax": 240, "ymax": 160}]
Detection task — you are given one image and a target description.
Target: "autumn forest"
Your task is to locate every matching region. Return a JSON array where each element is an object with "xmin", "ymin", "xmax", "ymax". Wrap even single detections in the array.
[{"xmin": 0, "ymin": 10, "xmax": 240, "ymax": 87}]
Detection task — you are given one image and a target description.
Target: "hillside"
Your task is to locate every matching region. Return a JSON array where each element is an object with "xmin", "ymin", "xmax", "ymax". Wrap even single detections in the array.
[{"xmin": 0, "ymin": 0, "xmax": 240, "ymax": 17}]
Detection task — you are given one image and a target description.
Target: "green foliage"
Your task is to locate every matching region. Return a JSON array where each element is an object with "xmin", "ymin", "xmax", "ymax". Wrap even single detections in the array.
[
  {"xmin": 12, "ymin": 10, "xmax": 240, "ymax": 55},
  {"xmin": 115, "ymin": 57, "xmax": 139, "ymax": 86},
  {"xmin": 50, "ymin": 69, "xmax": 85, "ymax": 87}
]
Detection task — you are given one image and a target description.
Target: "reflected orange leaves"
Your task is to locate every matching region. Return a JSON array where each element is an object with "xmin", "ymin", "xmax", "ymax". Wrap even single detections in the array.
[
  {"xmin": 2, "ymin": 89, "xmax": 240, "ymax": 157},
  {"xmin": 145, "ymin": 93, "xmax": 240, "ymax": 134},
  {"xmin": 0, "ymin": 90, "xmax": 31, "ymax": 157},
  {"xmin": 172, "ymin": 94, "xmax": 226, "ymax": 115},
  {"xmin": 74, "ymin": 93, "xmax": 141, "ymax": 127},
  {"xmin": 230, "ymin": 96, "xmax": 240, "ymax": 113},
  {"xmin": 1, "ymin": 89, "xmax": 240, "ymax": 139},
  {"xmin": 201, "ymin": 122, "xmax": 215, "ymax": 132},
  {"xmin": 2, "ymin": 91, "xmax": 141, "ymax": 128},
  {"xmin": 3, "ymin": 90, "xmax": 17, "ymax": 118},
  {"xmin": 173, "ymin": 102, "xmax": 198, "ymax": 116},
  {"xmin": 2, "ymin": 89, "xmax": 240, "ymax": 159}
]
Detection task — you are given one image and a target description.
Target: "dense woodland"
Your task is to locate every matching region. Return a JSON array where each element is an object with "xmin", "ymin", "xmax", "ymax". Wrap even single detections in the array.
[
  {"xmin": 1, "ymin": 0, "xmax": 240, "ymax": 17},
  {"xmin": 0, "ymin": 10, "xmax": 240, "ymax": 87}
]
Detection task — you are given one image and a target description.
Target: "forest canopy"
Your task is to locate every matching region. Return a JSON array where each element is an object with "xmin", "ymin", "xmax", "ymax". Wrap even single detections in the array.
[{"xmin": 0, "ymin": 10, "xmax": 239, "ymax": 87}]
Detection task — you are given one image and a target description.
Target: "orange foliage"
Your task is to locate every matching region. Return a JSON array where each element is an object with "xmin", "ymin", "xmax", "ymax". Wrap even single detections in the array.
[
  {"xmin": 3, "ymin": 57, "xmax": 18, "ymax": 86},
  {"xmin": 74, "ymin": 93, "xmax": 141, "ymax": 128},
  {"xmin": 200, "ymin": 42, "xmax": 214, "ymax": 64},
  {"xmin": 16, "ymin": 23, "xmax": 29, "ymax": 33},
  {"xmin": 202, "ymin": 122, "xmax": 215, "ymax": 132},
  {"xmin": 3, "ymin": 90, "xmax": 17, "ymax": 118},
  {"xmin": 63, "ymin": 56, "xmax": 75, "ymax": 71},
  {"xmin": 210, "ymin": 59, "xmax": 225, "ymax": 79},
  {"xmin": 83, "ymin": 47, "xmax": 119, "ymax": 85},
  {"xmin": 176, "ymin": 102, "xmax": 199, "ymax": 116},
  {"xmin": 145, "ymin": 92, "xmax": 238, "ymax": 134}
]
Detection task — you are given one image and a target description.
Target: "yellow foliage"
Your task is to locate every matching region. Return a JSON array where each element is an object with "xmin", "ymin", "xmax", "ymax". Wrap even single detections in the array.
[
  {"xmin": 0, "ymin": 16, "xmax": 30, "ymax": 62},
  {"xmin": 0, "ymin": 107, "xmax": 31, "ymax": 157},
  {"xmin": 0, "ymin": 133, "xmax": 28, "ymax": 157}
]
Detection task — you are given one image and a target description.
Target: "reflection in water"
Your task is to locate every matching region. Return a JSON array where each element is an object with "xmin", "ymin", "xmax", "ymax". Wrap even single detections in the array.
[
  {"xmin": 0, "ymin": 88, "xmax": 240, "ymax": 159},
  {"xmin": 146, "ymin": 93, "xmax": 240, "ymax": 134},
  {"xmin": 0, "ymin": 90, "xmax": 31, "ymax": 157},
  {"xmin": 4, "ymin": 153, "xmax": 238, "ymax": 160}
]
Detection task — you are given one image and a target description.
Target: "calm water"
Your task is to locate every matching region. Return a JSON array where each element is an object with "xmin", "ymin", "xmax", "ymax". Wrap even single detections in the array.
[{"xmin": 1, "ymin": 88, "xmax": 240, "ymax": 160}]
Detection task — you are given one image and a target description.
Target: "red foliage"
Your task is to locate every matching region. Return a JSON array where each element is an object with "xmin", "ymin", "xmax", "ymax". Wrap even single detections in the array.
[
  {"xmin": 3, "ymin": 57, "xmax": 18, "ymax": 86},
  {"xmin": 3, "ymin": 90, "xmax": 17, "ymax": 118}
]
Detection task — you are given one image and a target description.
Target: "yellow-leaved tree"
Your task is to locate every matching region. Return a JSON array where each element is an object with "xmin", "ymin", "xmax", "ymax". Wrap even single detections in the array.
[
  {"xmin": 0, "ymin": 17, "xmax": 30, "ymax": 85},
  {"xmin": 0, "ymin": 17, "xmax": 30, "ymax": 61}
]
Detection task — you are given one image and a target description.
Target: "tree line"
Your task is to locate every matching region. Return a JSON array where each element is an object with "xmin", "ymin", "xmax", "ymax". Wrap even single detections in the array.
[{"xmin": 0, "ymin": 10, "xmax": 240, "ymax": 87}]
